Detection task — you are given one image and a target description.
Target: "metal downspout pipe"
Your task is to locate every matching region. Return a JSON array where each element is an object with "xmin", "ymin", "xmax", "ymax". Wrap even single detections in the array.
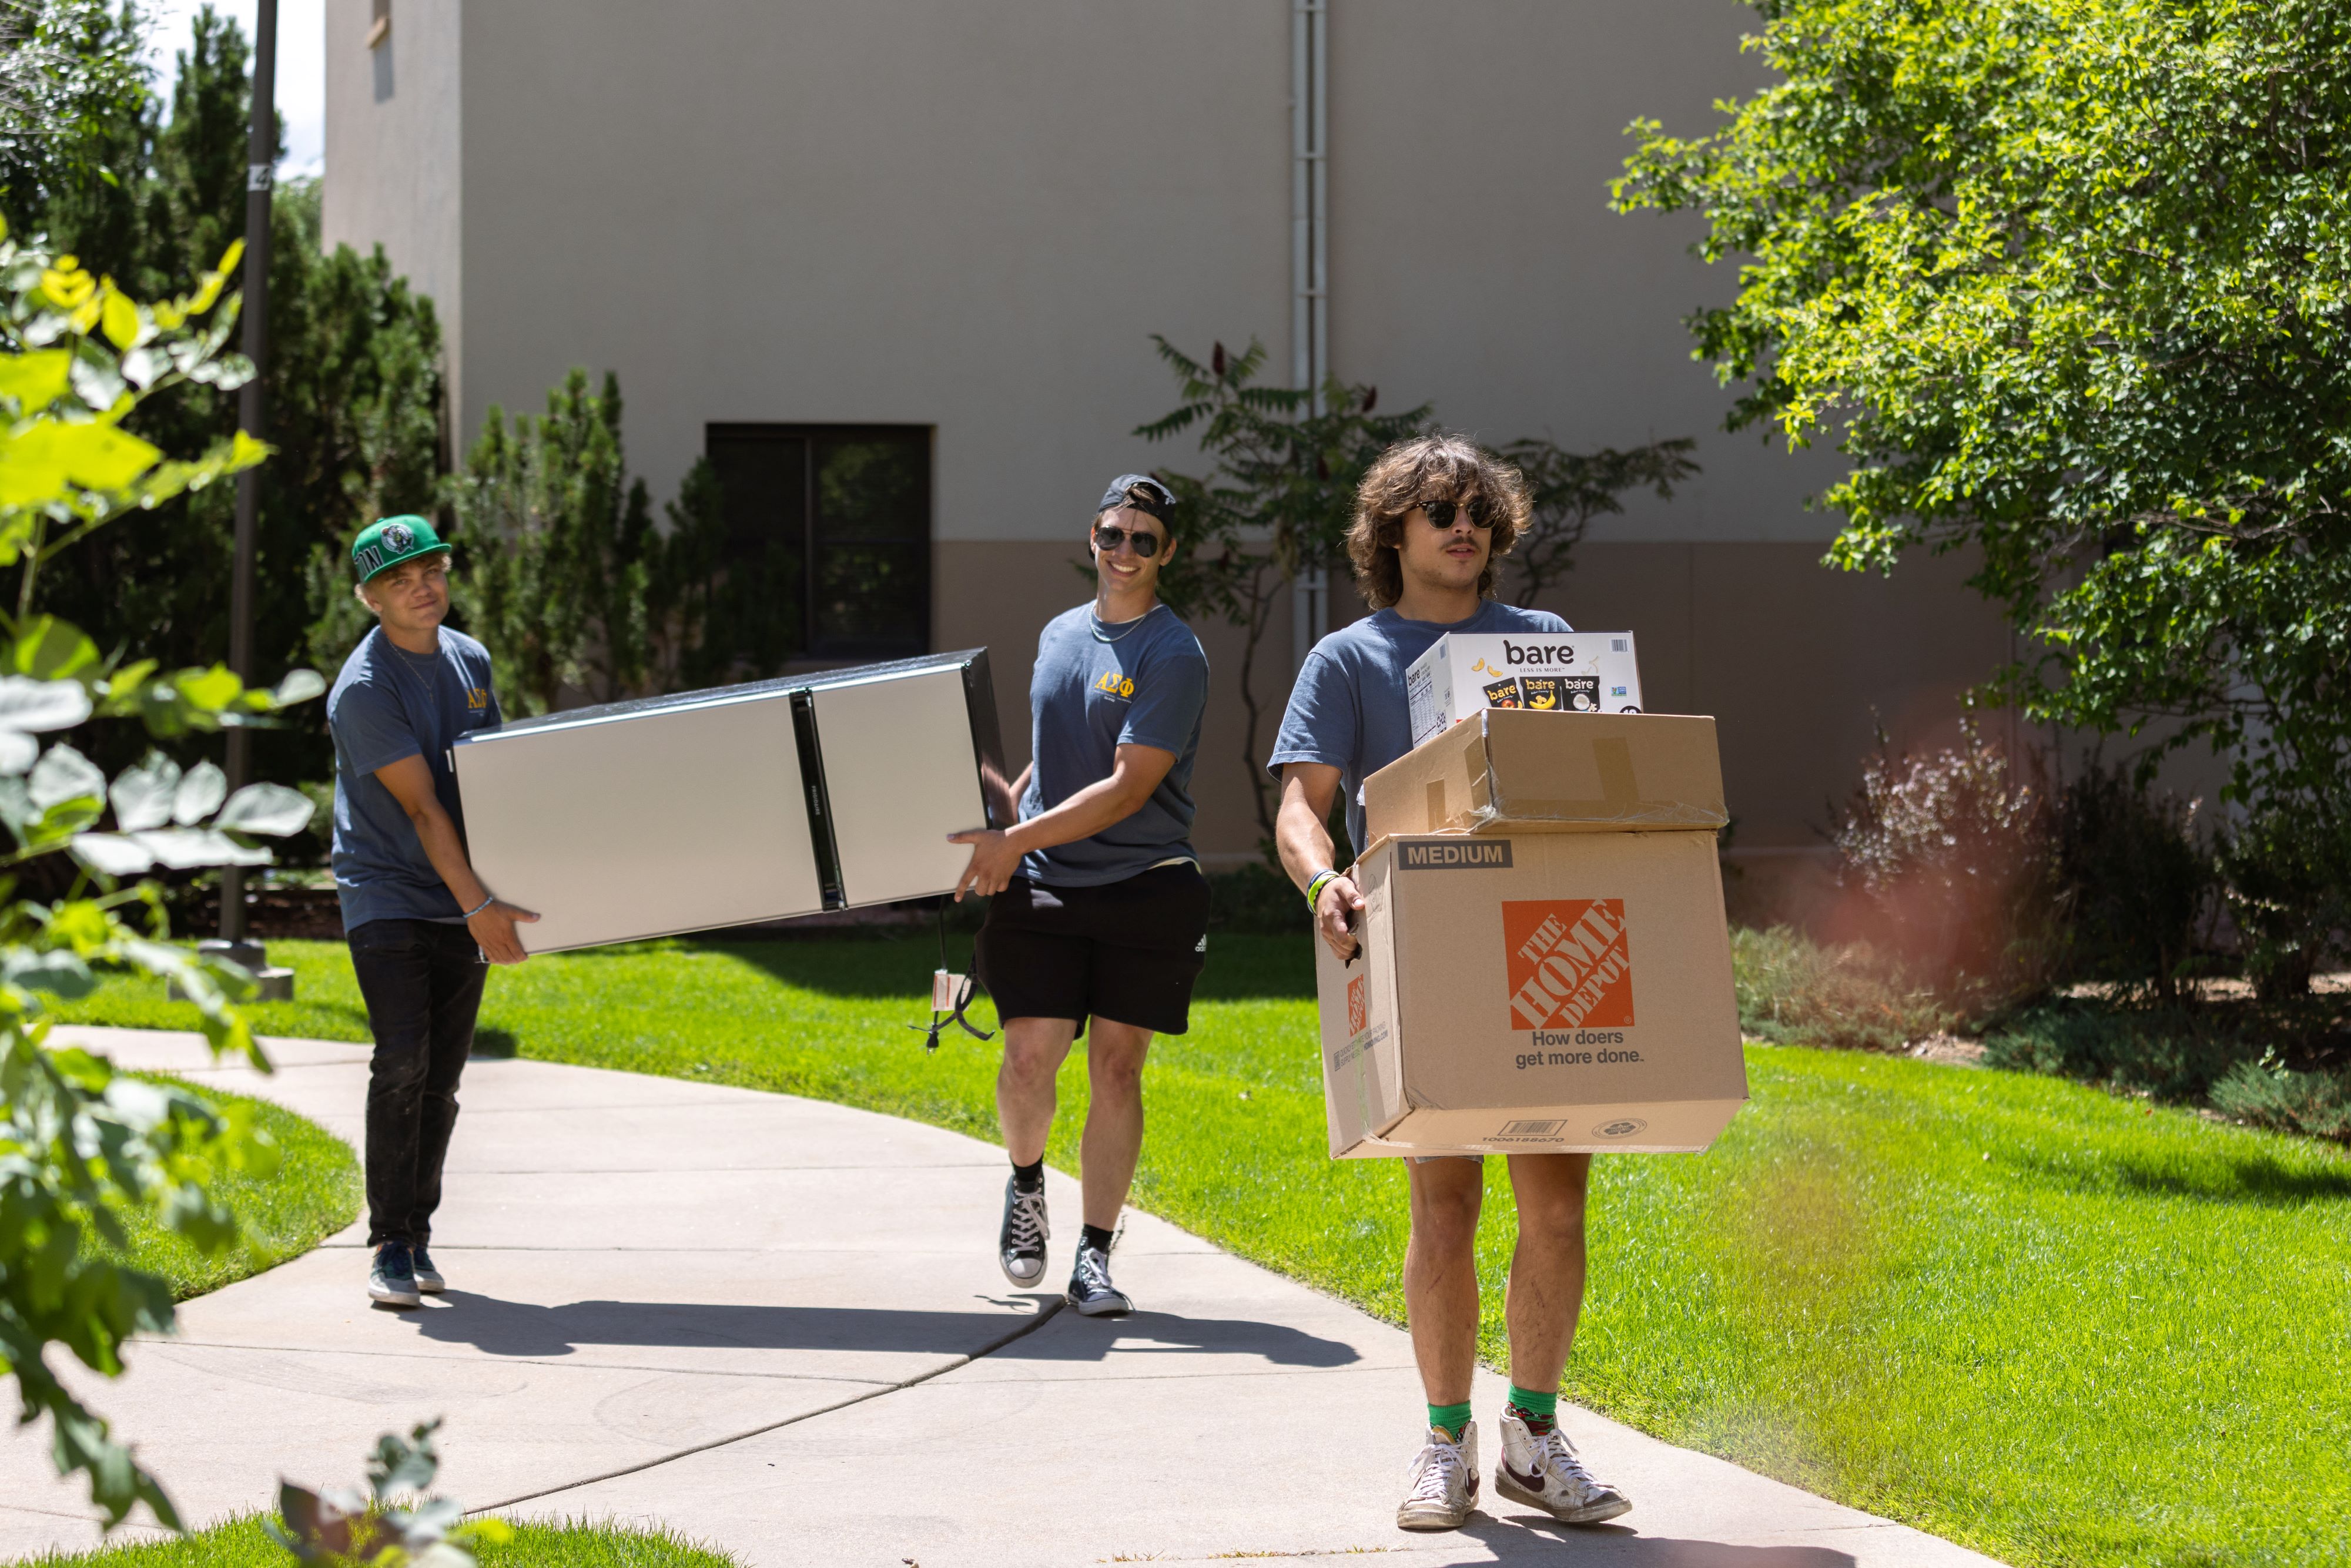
[{"xmin": 1291, "ymin": 0, "xmax": 1330, "ymax": 670}]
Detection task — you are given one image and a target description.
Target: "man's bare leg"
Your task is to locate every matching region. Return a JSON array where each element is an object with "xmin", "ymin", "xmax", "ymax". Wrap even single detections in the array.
[
  {"xmin": 997, "ymin": 1016, "xmax": 1080, "ymax": 1163},
  {"xmin": 1501, "ymin": 1152, "xmax": 1591, "ymax": 1393},
  {"xmin": 1405, "ymin": 1157, "xmax": 1488, "ymax": 1405},
  {"xmin": 1491, "ymin": 1151, "xmax": 1627, "ymax": 1524},
  {"xmin": 1077, "ymin": 1017, "xmax": 1153, "ymax": 1229}
]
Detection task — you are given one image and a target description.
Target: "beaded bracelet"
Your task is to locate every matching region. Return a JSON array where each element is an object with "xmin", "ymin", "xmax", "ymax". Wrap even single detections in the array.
[
  {"xmin": 1305, "ymin": 869, "xmax": 1341, "ymax": 912},
  {"xmin": 461, "ymin": 894, "xmax": 495, "ymax": 920}
]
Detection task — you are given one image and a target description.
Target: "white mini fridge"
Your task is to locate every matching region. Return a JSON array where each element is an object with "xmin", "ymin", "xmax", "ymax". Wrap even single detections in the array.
[{"xmin": 450, "ymin": 650, "xmax": 1007, "ymax": 953}]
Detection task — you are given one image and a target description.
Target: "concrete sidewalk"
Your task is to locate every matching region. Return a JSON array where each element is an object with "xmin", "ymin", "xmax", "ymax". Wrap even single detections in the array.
[{"xmin": 2, "ymin": 1026, "xmax": 2002, "ymax": 1567}]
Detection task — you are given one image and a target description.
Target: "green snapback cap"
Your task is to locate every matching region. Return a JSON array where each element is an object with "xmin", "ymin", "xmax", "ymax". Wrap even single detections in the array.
[{"xmin": 351, "ymin": 515, "xmax": 449, "ymax": 584}]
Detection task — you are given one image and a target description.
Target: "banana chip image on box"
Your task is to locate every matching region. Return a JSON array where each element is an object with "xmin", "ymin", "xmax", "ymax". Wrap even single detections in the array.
[
  {"xmin": 1406, "ymin": 632, "xmax": 1642, "ymax": 745},
  {"xmin": 451, "ymin": 650, "xmax": 1004, "ymax": 953}
]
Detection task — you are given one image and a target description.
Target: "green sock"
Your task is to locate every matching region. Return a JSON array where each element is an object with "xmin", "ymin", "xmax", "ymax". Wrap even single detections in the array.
[
  {"xmin": 1506, "ymin": 1384, "xmax": 1558, "ymax": 1433},
  {"xmin": 1426, "ymin": 1401, "xmax": 1473, "ymax": 1441}
]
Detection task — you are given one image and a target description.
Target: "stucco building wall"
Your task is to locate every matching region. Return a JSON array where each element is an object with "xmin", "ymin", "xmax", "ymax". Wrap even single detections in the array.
[{"xmin": 324, "ymin": 1, "xmax": 2027, "ymax": 863}]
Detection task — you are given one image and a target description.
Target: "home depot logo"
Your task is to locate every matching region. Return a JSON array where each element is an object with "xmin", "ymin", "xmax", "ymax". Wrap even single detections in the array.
[
  {"xmin": 1347, "ymin": 973, "xmax": 1368, "ymax": 1036},
  {"xmin": 1503, "ymin": 899, "xmax": 1635, "ymax": 1030}
]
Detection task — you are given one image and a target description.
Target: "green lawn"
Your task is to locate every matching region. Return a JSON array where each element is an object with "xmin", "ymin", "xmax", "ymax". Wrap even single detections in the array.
[
  {"xmin": 55, "ymin": 935, "xmax": 2351, "ymax": 1568},
  {"xmin": 24, "ymin": 1515, "xmax": 736, "ymax": 1567},
  {"xmin": 110, "ymin": 1074, "xmax": 360, "ymax": 1301}
]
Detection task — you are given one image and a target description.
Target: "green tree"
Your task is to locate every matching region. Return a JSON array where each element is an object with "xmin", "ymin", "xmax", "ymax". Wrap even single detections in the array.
[
  {"xmin": 0, "ymin": 230, "xmax": 324, "ymax": 1532},
  {"xmin": 4, "ymin": 7, "xmax": 445, "ymax": 803},
  {"xmin": 1614, "ymin": 0, "xmax": 2351, "ymax": 989},
  {"xmin": 1137, "ymin": 337, "xmax": 1432, "ymax": 846},
  {"xmin": 0, "ymin": 1, "xmax": 152, "ymax": 280},
  {"xmin": 646, "ymin": 456, "xmax": 798, "ymax": 691},
  {"xmin": 449, "ymin": 370, "xmax": 652, "ymax": 715},
  {"xmin": 1498, "ymin": 435, "xmax": 1698, "ymax": 608}
]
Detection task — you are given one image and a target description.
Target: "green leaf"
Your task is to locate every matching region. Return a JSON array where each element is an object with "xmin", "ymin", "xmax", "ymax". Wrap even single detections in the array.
[
  {"xmin": 0, "ymin": 349, "xmax": 72, "ymax": 409},
  {"xmin": 129, "ymin": 825, "xmax": 271, "ymax": 869},
  {"xmin": 4, "ymin": 947, "xmax": 97, "ymax": 997},
  {"xmin": 28, "ymin": 742, "xmax": 105, "ymax": 811},
  {"xmin": 9, "ymin": 618, "xmax": 102, "ymax": 682},
  {"xmin": 173, "ymin": 665, "xmax": 244, "ymax": 713},
  {"xmin": 172, "ymin": 759, "xmax": 226, "ymax": 824},
  {"xmin": 98, "ymin": 286, "xmax": 139, "ymax": 351},
  {"xmin": 212, "ymin": 782, "xmax": 314, "ymax": 837},
  {"xmin": 68, "ymin": 831, "xmax": 153, "ymax": 877},
  {"xmin": 0, "ymin": 675, "xmax": 94, "ymax": 734},
  {"xmin": 108, "ymin": 752, "xmax": 180, "ymax": 832},
  {"xmin": 270, "ymin": 668, "xmax": 328, "ymax": 706}
]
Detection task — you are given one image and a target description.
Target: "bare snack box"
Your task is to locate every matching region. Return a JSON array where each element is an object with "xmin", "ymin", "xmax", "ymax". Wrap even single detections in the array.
[
  {"xmin": 1405, "ymin": 631, "xmax": 1643, "ymax": 748},
  {"xmin": 1313, "ymin": 708, "xmax": 1743, "ymax": 1157},
  {"xmin": 451, "ymin": 650, "xmax": 1005, "ymax": 953}
]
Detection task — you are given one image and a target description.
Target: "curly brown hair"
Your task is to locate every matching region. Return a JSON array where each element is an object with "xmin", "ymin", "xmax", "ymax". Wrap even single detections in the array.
[{"xmin": 1344, "ymin": 434, "xmax": 1529, "ymax": 609}]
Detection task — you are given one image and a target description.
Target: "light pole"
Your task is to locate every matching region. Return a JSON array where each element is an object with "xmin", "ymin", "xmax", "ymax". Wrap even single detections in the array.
[{"xmin": 204, "ymin": 0, "xmax": 293, "ymax": 1000}]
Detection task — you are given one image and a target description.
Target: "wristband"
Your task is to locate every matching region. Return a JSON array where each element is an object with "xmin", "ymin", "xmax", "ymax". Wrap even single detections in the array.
[
  {"xmin": 1305, "ymin": 869, "xmax": 1341, "ymax": 912},
  {"xmin": 461, "ymin": 894, "xmax": 495, "ymax": 920}
]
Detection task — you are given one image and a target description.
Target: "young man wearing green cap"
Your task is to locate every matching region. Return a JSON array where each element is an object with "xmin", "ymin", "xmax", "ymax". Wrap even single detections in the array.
[{"xmin": 329, "ymin": 515, "xmax": 538, "ymax": 1308}]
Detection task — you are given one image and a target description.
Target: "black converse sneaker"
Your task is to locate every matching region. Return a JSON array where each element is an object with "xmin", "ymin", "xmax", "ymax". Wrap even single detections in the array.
[
  {"xmin": 410, "ymin": 1244, "xmax": 446, "ymax": 1294},
  {"xmin": 367, "ymin": 1241, "xmax": 420, "ymax": 1308},
  {"xmin": 999, "ymin": 1175, "xmax": 1050, "ymax": 1286},
  {"xmin": 1065, "ymin": 1239, "xmax": 1133, "ymax": 1316}
]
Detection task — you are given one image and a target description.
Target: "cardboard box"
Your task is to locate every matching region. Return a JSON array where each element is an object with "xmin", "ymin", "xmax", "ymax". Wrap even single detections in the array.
[
  {"xmin": 451, "ymin": 650, "xmax": 1004, "ymax": 953},
  {"xmin": 1362, "ymin": 710, "xmax": 1728, "ymax": 840},
  {"xmin": 1405, "ymin": 631, "xmax": 1642, "ymax": 746},
  {"xmin": 1315, "ymin": 830, "xmax": 1746, "ymax": 1157}
]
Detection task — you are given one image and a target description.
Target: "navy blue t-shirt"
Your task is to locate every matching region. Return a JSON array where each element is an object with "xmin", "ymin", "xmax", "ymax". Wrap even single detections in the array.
[
  {"xmin": 1019, "ymin": 602, "xmax": 1210, "ymax": 886},
  {"xmin": 328, "ymin": 626, "xmax": 502, "ymax": 932},
  {"xmin": 1268, "ymin": 601, "xmax": 1570, "ymax": 856}
]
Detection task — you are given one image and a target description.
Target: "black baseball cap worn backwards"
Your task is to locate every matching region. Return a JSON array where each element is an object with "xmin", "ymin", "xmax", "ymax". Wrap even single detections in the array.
[{"xmin": 1100, "ymin": 474, "xmax": 1176, "ymax": 527}]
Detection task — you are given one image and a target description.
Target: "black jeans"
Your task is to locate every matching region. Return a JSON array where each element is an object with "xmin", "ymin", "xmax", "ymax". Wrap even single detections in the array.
[{"xmin": 349, "ymin": 917, "xmax": 487, "ymax": 1247}]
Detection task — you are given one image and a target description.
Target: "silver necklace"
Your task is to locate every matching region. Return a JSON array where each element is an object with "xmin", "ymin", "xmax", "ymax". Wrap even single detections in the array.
[{"xmin": 1090, "ymin": 602, "xmax": 1160, "ymax": 644}]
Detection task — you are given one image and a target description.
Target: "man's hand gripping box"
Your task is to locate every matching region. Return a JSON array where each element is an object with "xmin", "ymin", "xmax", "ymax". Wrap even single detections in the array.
[{"xmin": 1315, "ymin": 712, "xmax": 1746, "ymax": 1157}]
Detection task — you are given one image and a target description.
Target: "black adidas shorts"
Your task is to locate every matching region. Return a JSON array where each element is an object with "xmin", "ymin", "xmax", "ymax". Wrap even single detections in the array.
[{"xmin": 975, "ymin": 863, "xmax": 1211, "ymax": 1037}]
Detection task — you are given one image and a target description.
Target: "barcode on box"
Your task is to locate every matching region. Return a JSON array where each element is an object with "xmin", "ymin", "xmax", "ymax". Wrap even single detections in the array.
[
  {"xmin": 1609, "ymin": 639, "xmax": 1629, "ymax": 654},
  {"xmin": 1499, "ymin": 1118, "xmax": 1565, "ymax": 1137}
]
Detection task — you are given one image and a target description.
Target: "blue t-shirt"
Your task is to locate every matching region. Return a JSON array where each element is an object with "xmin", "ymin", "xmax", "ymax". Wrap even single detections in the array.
[
  {"xmin": 1268, "ymin": 600, "xmax": 1571, "ymax": 856},
  {"xmin": 327, "ymin": 625, "xmax": 502, "ymax": 932},
  {"xmin": 1019, "ymin": 602, "xmax": 1210, "ymax": 886}
]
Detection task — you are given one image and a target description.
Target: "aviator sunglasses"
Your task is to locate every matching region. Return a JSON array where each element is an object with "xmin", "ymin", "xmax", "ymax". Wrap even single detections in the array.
[
  {"xmin": 1091, "ymin": 523, "xmax": 1165, "ymax": 557},
  {"xmin": 1421, "ymin": 494, "xmax": 1494, "ymax": 530}
]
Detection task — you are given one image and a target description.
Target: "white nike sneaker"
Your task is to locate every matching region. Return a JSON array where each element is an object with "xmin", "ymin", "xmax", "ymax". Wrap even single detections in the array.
[
  {"xmin": 1493, "ymin": 1409, "xmax": 1630, "ymax": 1523},
  {"xmin": 1396, "ymin": 1423, "xmax": 1479, "ymax": 1530}
]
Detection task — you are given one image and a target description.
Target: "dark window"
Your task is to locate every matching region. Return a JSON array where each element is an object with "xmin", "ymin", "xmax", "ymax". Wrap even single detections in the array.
[{"xmin": 706, "ymin": 425, "xmax": 932, "ymax": 662}]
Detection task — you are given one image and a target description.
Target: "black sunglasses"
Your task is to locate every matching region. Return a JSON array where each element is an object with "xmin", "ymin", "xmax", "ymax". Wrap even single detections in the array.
[
  {"xmin": 1421, "ymin": 495, "xmax": 1494, "ymax": 530},
  {"xmin": 1092, "ymin": 524, "xmax": 1164, "ymax": 558}
]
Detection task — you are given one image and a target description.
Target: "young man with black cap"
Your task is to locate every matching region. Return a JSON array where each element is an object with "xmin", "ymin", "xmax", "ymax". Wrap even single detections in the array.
[
  {"xmin": 329, "ymin": 515, "xmax": 540, "ymax": 1309},
  {"xmin": 1272, "ymin": 437, "xmax": 1632, "ymax": 1532},
  {"xmin": 950, "ymin": 475, "xmax": 1210, "ymax": 1316}
]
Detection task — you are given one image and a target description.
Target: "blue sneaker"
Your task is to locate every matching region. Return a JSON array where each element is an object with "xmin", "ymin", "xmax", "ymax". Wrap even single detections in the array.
[
  {"xmin": 410, "ymin": 1244, "xmax": 446, "ymax": 1294},
  {"xmin": 368, "ymin": 1241, "xmax": 421, "ymax": 1308}
]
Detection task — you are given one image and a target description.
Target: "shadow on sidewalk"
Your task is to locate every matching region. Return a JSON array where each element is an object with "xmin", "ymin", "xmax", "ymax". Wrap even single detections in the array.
[
  {"xmin": 406, "ymin": 1294, "xmax": 1358, "ymax": 1368},
  {"xmin": 1465, "ymin": 1516, "xmax": 1858, "ymax": 1564}
]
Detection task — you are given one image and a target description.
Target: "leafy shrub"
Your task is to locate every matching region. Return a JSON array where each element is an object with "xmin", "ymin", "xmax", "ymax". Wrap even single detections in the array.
[
  {"xmin": 2218, "ymin": 803, "xmax": 2351, "ymax": 1000},
  {"xmin": 1731, "ymin": 925, "xmax": 1952, "ymax": 1052},
  {"xmin": 2209, "ymin": 1054, "xmax": 2351, "ymax": 1143},
  {"xmin": 1980, "ymin": 1001, "xmax": 2246, "ymax": 1103},
  {"xmin": 1207, "ymin": 861, "xmax": 1305, "ymax": 935},
  {"xmin": 0, "ymin": 233, "xmax": 325, "ymax": 1529},
  {"xmin": 2050, "ymin": 762, "xmax": 2215, "ymax": 1000},
  {"xmin": 1829, "ymin": 724, "xmax": 2056, "ymax": 999}
]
